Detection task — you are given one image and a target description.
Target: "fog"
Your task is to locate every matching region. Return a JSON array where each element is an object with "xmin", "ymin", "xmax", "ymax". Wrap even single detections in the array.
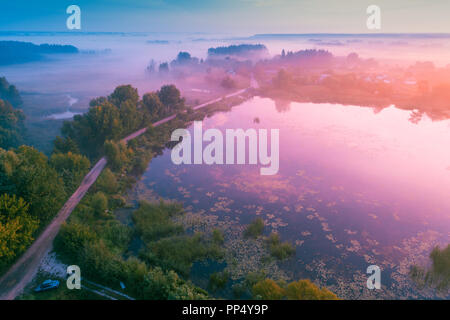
[{"xmin": 1, "ymin": 32, "xmax": 449, "ymax": 116}]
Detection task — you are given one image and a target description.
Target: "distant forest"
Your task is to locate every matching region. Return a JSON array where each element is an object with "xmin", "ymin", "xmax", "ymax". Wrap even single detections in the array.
[
  {"xmin": 207, "ymin": 44, "xmax": 267, "ymax": 57},
  {"xmin": 0, "ymin": 41, "xmax": 79, "ymax": 65}
]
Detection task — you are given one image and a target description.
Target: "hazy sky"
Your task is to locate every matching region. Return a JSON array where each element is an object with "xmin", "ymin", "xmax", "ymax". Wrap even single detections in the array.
[{"xmin": 1, "ymin": 0, "xmax": 450, "ymax": 34}]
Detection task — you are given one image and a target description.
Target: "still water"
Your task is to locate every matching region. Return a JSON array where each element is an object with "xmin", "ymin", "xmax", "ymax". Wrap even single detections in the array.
[{"xmin": 131, "ymin": 96, "xmax": 450, "ymax": 299}]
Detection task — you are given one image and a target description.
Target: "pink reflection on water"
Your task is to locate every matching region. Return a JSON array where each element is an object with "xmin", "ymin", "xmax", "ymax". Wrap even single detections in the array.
[{"xmin": 202, "ymin": 97, "xmax": 450, "ymax": 226}]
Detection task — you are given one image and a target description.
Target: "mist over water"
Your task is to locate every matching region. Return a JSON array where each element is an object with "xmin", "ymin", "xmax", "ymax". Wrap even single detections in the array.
[{"xmin": 1, "ymin": 32, "xmax": 450, "ymax": 115}]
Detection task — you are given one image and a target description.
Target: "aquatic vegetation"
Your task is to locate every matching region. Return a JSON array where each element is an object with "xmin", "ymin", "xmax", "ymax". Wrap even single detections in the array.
[
  {"xmin": 265, "ymin": 233, "xmax": 295, "ymax": 260},
  {"xmin": 410, "ymin": 244, "xmax": 450, "ymax": 292},
  {"xmin": 132, "ymin": 200, "xmax": 184, "ymax": 242},
  {"xmin": 244, "ymin": 218, "xmax": 265, "ymax": 239},
  {"xmin": 208, "ymin": 271, "xmax": 230, "ymax": 292}
]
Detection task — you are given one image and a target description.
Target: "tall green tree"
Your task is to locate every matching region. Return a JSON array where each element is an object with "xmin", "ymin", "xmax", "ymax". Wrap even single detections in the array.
[
  {"xmin": 0, "ymin": 146, "xmax": 66, "ymax": 224},
  {"xmin": 0, "ymin": 99, "xmax": 25, "ymax": 149},
  {"xmin": 50, "ymin": 152, "xmax": 91, "ymax": 193},
  {"xmin": 62, "ymin": 101, "xmax": 122, "ymax": 158},
  {"xmin": 0, "ymin": 194, "xmax": 38, "ymax": 269}
]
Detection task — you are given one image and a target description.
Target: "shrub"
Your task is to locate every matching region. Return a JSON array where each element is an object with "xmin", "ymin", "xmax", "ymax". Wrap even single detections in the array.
[
  {"xmin": 208, "ymin": 271, "xmax": 229, "ymax": 291},
  {"xmin": 266, "ymin": 232, "xmax": 295, "ymax": 260},
  {"xmin": 244, "ymin": 218, "xmax": 264, "ymax": 239},
  {"xmin": 212, "ymin": 228, "xmax": 224, "ymax": 244}
]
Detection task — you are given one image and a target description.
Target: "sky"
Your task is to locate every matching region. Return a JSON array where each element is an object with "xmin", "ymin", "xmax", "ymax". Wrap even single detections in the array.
[{"xmin": 0, "ymin": 0, "xmax": 450, "ymax": 35}]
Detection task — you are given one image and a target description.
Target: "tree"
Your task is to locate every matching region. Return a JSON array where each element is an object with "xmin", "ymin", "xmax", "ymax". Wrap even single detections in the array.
[
  {"xmin": 158, "ymin": 85, "xmax": 185, "ymax": 111},
  {"xmin": 0, "ymin": 194, "xmax": 38, "ymax": 269},
  {"xmin": 50, "ymin": 152, "xmax": 90, "ymax": 193},
  {"xmin": 52, "ymin": 136, "xmax": 80, "ymax": 154},
  {"xmin": 285, "ymin": 279, "xmax": 338, "ymax": 300},
  {"xmin": 142, "ymin": 92, "xmax": 165, "ymax": 121},
  {"xmin": 252, "ymin": 279, "xmax": 284, "ymax": 300},
  {"xmin": 54, "ymin": 222, "xmax": 97, "ymax": 262},
  {"xmin": 104, "ymin": 140, "xmax": 131, "ymax": 172},
  {"xmin": 159, "ymin": 62, "xmax": 169, "ymax": 73},
  {"xmin": 91, "ymin": 192, "xmax": 108, "ymax": 217},
  {"xmin": 221, "ymin": 76, "xmax": 237, "ymax": 89},
  {"xmin": 252, "ymin": 278, "xmax": 338, "ymax": 300},
  {"xmin": 108, "ymin": 85, "xmax": 139, "ymax": 106},
  {"xmin": 0, "ymin": 146, "xmax": 66, "ymax": 224},
  {"xmin": 0, "ymin": 99, "xmax": 25, "ymax": 149},
  {"xmin": 0, "ymin": 77, "xmax": 22, "ymax": 107},
  {"xmin": 119, "ymin": 99, "xmax": 142, "ymax": 135},
  {"xmin": 62, "ymin": 101, "xmax": 123, "ymax": 158},
  {"xmin": 95, "ymin": 168, "xmax": 119, "ymax": 194}
]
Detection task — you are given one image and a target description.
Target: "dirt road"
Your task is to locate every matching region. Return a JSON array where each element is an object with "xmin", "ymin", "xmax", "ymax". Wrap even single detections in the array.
[{"xmin": 0, "ymin": 87, "xmax": 250, "ymax": 300}]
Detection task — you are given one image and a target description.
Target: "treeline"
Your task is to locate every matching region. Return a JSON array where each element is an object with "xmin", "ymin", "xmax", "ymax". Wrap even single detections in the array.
[
  {"xmin": 208, "ymin": 44, "xmax": 268, "ymax": 57},
  {"xmin": 0, "ymin": 77, "xmax": 25, "ymax": 150},
  {"xmin": 0, "ymin": 82, "xmax": 194, "ymax": 292},
  {"xmin": 0, "ymin": 41, "xmax": 78, "ymax": 65},
  {"xmin": 0, "ymin": 146, "xmax": 91, "ymax": 272},
  {"xmin": 51, "ymin": 84, "xmax": 218, "ymax": 299},
  {"xmin": 59, "ymin": 84, "xmax": 185, "ymax": 159}
]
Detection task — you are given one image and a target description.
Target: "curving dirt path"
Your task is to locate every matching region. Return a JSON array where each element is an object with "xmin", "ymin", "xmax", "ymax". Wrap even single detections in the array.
[{"xmin": 0, "ymin": 87, "xmax": 251, "ymax": 300}]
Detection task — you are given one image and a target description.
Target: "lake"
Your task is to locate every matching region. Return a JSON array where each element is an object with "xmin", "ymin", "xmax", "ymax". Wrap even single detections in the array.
[{"xmin": 130, "ymin": 96, "xmax": 450, "ymax": 299}]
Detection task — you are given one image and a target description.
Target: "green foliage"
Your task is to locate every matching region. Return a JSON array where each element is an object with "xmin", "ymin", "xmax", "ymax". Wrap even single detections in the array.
[
  {"xmin": 62, "ymin": 101, "xmax": 123, "ymax": 158},
  {"xmin": 50, "ymin": 152, "xmax": 90, "ymax": 193},
  {"xmin": 142, "ymin": 92, "xmax": 165, "ymax": 121},
  {"xmin": 104, "ymin": 140, "xmax": 131, "ymax": 172},
  {"xmin": 132, "ymin": 200, "xmax": 184, "ymax": 242},
  {"xmin": 410, "ymin": 244, "xmax": 450, "ymax": 292},
  {"xmin": 0, "ymin": 194, "xmax": 38, "ymax": 270},
  {"xmin": 157, "ymin": 85, "xmax": 185, "ymax": 111},
  {"xmin": 59, "ymin": 84, "xmax": 186, "ymax": 159},
  {"xmin": 52, "ymin": 136, "xmax": 80, "ymax": 154},
  {"xmin": 284, "ymin": 279, "xmax": 338, "ymax": 300},
  {"xmin": 252, "ymin": 278, "xmax": 338, "ymax": 300},
  {"xmin": 212, "ymin": 228, "xmax": 224, "ymax": 245},
  {"xmin": 0, "ymin": 146, "xmax": 66, "ymax": 224},
  {"xmin": 141, "ymin": 233, "xmax": 223, "ymax": 277},
  {"xmin": 0, "ymin": 77, "xmax": 22, "ymax": 107},
  {"xmin": 55, "ymin": 220, "xmax": 207, "ymax": 300},
  {"xmin": 244, "ymin": 271, "xmax": 267, "ymax": 288},
  {"xmin": 91, "ymin": 192, "xmax": 108, "ymax": 217},
  {"xmin": 266, "ymin": 232, "xmax": 295, "ymax": 260},
  {"xmin": 252, "ymin": 279, "xmax": 285, "ymax": 300},
  {"xmin": 97, "ymin": 220, "xmax": 132, "ymax": 253},
  {"xmin": 0, "ymin": 98, "xmax": 25, "ymax": 149},
  {"xmin": 54, "ymin": 222, "xmax": 97, "ymax": 262},
  {"xmin": 208, "ymin": 271, "xmax": 229, "ymax": 292},
  {"xmin": 108, "ymin": 85, "xmax": 139, "ymax": 106},
  {"xmin": 95, "ymin": 168, "xmax": 119, "ymax": 194},
  {"xmin": 244, "ymin": 217, "xmax": 264, "ymax": 239}
]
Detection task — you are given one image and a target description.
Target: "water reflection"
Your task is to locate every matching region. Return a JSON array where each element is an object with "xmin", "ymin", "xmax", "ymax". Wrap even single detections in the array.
[{"xmin": 133, "ymin": 97, "xmax": 449, "ymax": 299}]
